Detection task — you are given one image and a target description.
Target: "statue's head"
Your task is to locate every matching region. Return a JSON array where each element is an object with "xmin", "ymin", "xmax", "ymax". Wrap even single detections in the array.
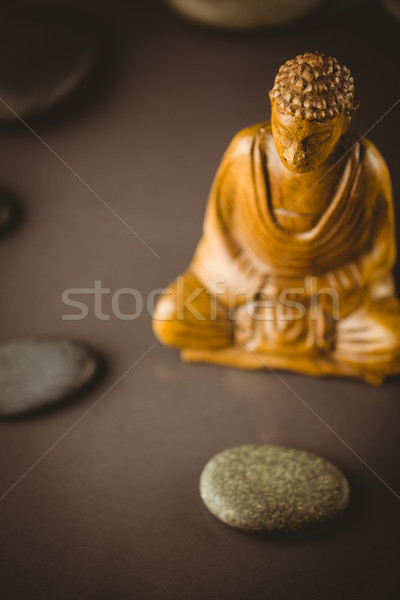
[{"xmin": 269, "ymin": 52, "xmax": 359, "ymax": 173}]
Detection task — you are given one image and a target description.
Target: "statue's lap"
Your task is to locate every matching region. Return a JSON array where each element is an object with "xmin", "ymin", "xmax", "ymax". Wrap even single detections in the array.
[{"xmin": 153, "ymin": 270, "xmax": 400, "ymax": 383}]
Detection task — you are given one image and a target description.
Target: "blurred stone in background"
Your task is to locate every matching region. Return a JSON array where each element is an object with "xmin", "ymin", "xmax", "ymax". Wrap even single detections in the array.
[
  {"xmin": 0, "ymin": 8, "xmax": 103, "ymax": 123},
  {"xmin": 381, "ymin": 0, "xmax": 400, "ymax": 21},
  {"xmin": 165, "ymin": 0, "xmax": 327, "ymax": 29},
  {"xmin": 0, "ymin": 338, "xmax": 100, "ymax": 417}
]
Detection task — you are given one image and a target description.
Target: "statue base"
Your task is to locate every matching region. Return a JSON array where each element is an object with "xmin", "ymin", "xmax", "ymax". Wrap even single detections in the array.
[{"xmin": 181, "ymin": 347, "xmax": 400, "ymax": 386}]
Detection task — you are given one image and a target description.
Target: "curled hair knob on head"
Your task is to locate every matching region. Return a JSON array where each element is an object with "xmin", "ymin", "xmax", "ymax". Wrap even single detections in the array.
[{"xmin": 269, "ymin": 52, "xmax": 359, "ymax": 120}]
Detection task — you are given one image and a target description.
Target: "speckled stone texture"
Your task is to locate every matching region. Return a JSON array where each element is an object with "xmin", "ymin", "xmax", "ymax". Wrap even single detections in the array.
[
  {"xmin": 0, "ymin": 338, "xmax": 99, "ymax": 416},
  {"xmin": 200, "ymin": 444, "xmax": 350, "ymax": 533}
]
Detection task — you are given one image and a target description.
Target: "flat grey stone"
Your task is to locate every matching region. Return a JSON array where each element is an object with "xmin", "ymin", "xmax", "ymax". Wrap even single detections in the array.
[
  {"xmin": 200, "ymin": 444, "xmax": 350, "ymax": 533},
  {"xmin": 0, "ymin": 11, "xmax": 98, "ymax": 122},
  {"xmin": 0, "ymin": 338, "xmax": 99, "ymax": 416}
]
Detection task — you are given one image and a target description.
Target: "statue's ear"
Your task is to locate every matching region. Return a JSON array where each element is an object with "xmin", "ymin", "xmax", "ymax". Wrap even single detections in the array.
[
  {"xmin": 341, "ymin": 113, "xmax": 352, "ymax": 133},
  {"xmin": 268, "ymin": 90, "xmax": 274, "ymax": 105},
  {"xmin": 344, "ymin": 98, "xmax": 360, "ymax": 119}
]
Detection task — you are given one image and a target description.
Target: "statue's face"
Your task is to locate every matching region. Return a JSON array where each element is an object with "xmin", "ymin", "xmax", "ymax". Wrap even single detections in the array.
[{"xmin": 271, "ymin": 101, "xmax": 348, "ymax": 173}]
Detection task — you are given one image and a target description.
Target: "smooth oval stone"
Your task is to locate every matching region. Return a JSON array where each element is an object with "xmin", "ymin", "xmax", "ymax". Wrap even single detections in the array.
[
  {"xmin": 200, "ymin": 444, "xmax": 350, "ymax": 532},
  {"xmin": 166, "ymin": 0, "xmax": 327, "ymax": 29},
  {"xmin": 0, "ymin": 338, "xmax": 99, "ymax": 416},
  {"xmin": 0, "ymin": 11, "xmax": 98, "ymax": 122}
]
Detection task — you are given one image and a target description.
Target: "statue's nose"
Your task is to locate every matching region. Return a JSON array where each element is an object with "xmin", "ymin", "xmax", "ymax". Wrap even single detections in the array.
[{"xmin": 286, "ymin": 142, "xmax": 307, "ymax": 166}]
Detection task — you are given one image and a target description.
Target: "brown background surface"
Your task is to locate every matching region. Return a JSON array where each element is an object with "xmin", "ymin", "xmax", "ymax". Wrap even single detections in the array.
[{"xmin": 0, "ymin": 1, "xmax": 400, "ymax": 598}]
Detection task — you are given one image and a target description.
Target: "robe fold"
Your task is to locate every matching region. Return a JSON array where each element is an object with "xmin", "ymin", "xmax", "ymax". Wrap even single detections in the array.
[{"xmin": 191, "ymin": 123, "xmax": 395, "ymax": 299}]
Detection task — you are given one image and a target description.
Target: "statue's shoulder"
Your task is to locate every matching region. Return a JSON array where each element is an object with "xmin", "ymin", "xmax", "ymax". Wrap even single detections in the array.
[
  {"xmin": 344, "ymin": 131, "xmax": 390, "ymax": 183},
  {"xmin": 360, "ymin": 136, "xmax": 390, "ymax": 178},
  {"xmin": 341, "ymin": 131, "xmax": 391, "ymax": 197},
  {"xmin": 225, "ymin": 122, "xmax": 269, "ymax": 160}
]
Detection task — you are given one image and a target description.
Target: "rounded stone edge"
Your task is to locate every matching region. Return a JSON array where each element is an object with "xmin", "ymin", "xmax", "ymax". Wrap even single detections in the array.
[
  {"xmin": 0, "ymin": 336, "xmax": 101, "ymax": 417},
  {"xmin": 0, "ymin": 9, "xmax": 106, "ymax": 124},
  {"xmin": 199, "ymin": 444, "xmax": 351, "ymax": 533},
  {"xmin": 165, "ymin": 0, "xmax": 327, "ymax": 30}
]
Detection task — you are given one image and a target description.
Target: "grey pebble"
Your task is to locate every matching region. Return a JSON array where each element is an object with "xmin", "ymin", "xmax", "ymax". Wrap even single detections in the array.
[
  {"xmin": 200, "ymin": 444, "xmax": 350, "ymax": 533},
  {"xmin": 0, "ymin": 338, "xmax": 99, "ymax": 416}
]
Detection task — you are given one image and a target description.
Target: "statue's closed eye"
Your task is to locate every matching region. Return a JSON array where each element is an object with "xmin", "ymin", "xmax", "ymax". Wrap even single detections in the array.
[
  {"xmin": 274, "ymin": 124, "xmax": 331, "ymax": 148},
  {"xmin": 304, "ymin": 132, "xmax": 332, "ymax": 146}
]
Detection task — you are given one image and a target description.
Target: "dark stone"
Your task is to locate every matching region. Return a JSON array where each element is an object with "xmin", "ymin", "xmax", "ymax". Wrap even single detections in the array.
[
  {"xmin": 0, "ymin": 337, "xmax": 99, "ymax": 416},
  {"xmin": 200, "ymin": 444, "xmax": 350, "ymax": 533},
  {"xmin": 0, "ymin": 10, "xmax": 100, "ymax": 122}
]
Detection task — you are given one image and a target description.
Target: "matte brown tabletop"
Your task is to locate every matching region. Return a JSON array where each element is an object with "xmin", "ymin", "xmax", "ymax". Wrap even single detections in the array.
[{"xmin": 0, "ymin": 1, "xmax": 400, "ymax": 598}]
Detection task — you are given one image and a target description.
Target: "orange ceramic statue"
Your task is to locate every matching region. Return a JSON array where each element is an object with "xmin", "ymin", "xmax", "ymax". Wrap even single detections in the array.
[{"xmin": 153, "ymin": 52, "xmax": 400, "ymax": 384}]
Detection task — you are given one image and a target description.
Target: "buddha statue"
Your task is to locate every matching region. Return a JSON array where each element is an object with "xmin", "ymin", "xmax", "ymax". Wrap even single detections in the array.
[{"xmin": 153, "ymin": 52, "xmax": 400, "ymax": 385}]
